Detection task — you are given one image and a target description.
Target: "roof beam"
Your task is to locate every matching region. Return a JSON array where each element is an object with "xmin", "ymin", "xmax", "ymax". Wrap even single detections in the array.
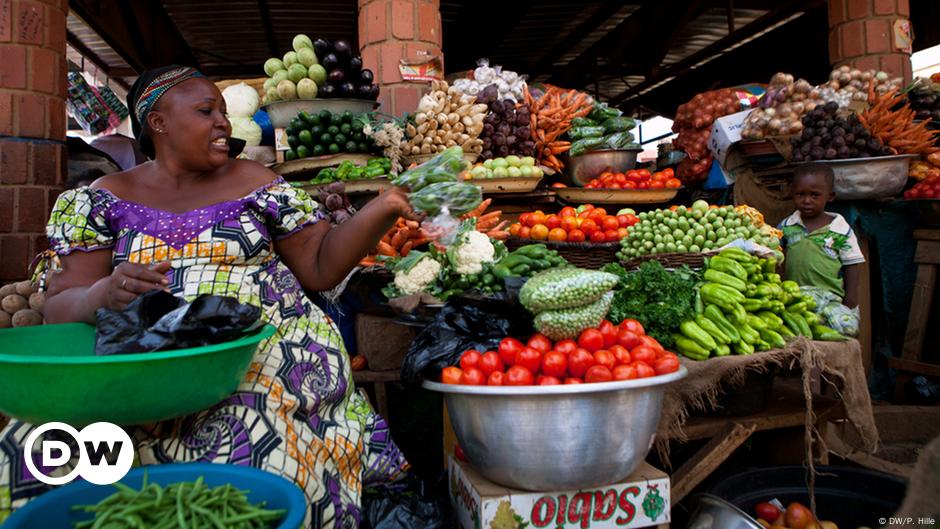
[
  {"xmin": 66, "ymin": 30, "xmax": 132, "ymax": 91},
  {"xmin": 256, "ymin": 0, "xmax": 280, "ymax": 58},
  {"xmin": 527, "ymin": 1, "xmax": 630, "ymax": 77},
  {"xmin": 443, "ymin": 0, "xmax": 531, "ymax": 73},
  {"xmin": 610, "ymin": 0, "xmax": 816, "ymax": 106}
]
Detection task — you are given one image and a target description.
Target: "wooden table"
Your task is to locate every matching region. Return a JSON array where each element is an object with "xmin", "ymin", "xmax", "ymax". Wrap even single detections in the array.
[{"xmin": 890, "ymin": 229, "xmax": 940, "ymax": 400}]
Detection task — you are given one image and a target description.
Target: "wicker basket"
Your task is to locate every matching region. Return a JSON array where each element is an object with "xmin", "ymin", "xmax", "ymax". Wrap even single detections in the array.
[
  {"xmin": 622, "ymin": 251, "xmax": 716, "ymax": 270},
  {"xmin": 507, "ymin": 237, "xmax": 620, "ymax": 270}
]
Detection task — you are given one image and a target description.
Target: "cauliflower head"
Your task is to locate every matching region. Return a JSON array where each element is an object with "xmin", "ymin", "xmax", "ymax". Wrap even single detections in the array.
[
  {"xmin": 451, "ymin": 230, "xmax": 496, "ymax": 275},
  {"xmin": 393, "ymin": 254, "xmax": 442, "ymax": 295}
]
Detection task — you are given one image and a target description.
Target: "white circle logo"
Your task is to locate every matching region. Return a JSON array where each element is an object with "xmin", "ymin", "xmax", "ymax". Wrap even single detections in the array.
[{"xmin": 23, "ymin": 422, "xmax": 134, "ymax": 486}]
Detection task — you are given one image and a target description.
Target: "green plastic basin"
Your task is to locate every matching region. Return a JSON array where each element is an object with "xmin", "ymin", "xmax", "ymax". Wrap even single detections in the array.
[{"xmin": 0, "ymin": 323, "xmax": 275, "ymax": 427}]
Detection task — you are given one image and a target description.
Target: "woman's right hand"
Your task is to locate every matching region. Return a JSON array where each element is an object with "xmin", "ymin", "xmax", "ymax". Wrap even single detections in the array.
[{"xmin": 107, "ymin": 261, "xmax": 172, "ymax": 309}]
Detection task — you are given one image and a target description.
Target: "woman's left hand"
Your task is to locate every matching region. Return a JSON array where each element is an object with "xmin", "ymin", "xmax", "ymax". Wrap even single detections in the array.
[{"xmin": 382, "ymin": 187, "xmax": 423, "ymax": 222}]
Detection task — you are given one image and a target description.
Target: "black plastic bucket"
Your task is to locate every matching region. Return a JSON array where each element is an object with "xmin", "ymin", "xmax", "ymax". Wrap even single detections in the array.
[{"xmin": 709, "ymin": 466, "xmax": 907, "ymax": 528}]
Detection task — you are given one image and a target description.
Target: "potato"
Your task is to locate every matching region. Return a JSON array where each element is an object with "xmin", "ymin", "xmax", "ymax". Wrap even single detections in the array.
[
  {"xmin": 15, "ymin": 281, "xmax": 37, "ymax": 297},
  {"xmin": 12, "ymin": 309, "xmax": 42, "ymax": 327},
  {"xmin": 29, "ymin": 292, "xmax": 45, "ymax": 312},
  {"xmin": 0, "ymin": 283, "xmax": 15, "ymax": 298},
  {"xmin": 2, "ymin": 294, "xmax": 28, "ymax": 314},
  {"xmin": 0, "ymin": 311, "xmax": 10, "ymax": 328}
]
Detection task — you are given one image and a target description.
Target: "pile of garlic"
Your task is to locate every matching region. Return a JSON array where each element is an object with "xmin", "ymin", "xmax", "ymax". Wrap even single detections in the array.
[{"xmin": 452, "ymin": 59, "xmax": 527, "ymax": 102}]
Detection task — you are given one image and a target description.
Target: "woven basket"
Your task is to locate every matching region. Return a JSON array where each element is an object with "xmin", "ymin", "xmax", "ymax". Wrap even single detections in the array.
[
  {"xmin": 507, "ymin": 237, "xmax": 619, "ymax": 270},
  {"xmin": 622, "ymin": 251, "xmax": 716, "ymax": 270}
]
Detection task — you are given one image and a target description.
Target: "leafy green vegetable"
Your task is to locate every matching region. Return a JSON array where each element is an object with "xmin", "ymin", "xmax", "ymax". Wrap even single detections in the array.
[{"xmin": 602, "ymin": 261, "xmax": 699, "ymax": 348}]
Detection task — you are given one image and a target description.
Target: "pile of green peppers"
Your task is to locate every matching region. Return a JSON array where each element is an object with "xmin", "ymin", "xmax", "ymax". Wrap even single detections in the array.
[{"xmin": 308, "ymin": 158, "xmax": 391, "ymax": 185}]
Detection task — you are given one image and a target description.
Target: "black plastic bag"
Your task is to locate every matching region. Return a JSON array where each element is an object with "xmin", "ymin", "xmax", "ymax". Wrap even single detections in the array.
[
  {"xmin": 400, "ymin": 295, "xmax": 533, "ymax": 384},
  {"xmin": 95, "ymin": 290, "xmax": 261, "ymax": 356},
  {"xmin": 361, "ymin": 473, "xmax": 451, "ymax": 529}
]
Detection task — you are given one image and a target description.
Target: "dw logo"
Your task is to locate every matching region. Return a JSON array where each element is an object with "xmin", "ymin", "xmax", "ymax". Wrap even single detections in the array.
[{"xmin": 24, "ymin": 422, "xmax": 134, "ymax": 485}]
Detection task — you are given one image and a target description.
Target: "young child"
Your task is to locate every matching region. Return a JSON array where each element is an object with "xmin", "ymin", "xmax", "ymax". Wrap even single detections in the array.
[{"xmin": 778, "ymin": 164, "xmax": 864, "ymax": 333}]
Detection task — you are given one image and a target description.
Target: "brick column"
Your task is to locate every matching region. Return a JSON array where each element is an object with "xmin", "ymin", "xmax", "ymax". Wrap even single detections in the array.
[
  {"xmin": 829, "ymin": 0, "xmax": 912, "ymax": 81},
  {"xmin": 0, "ymin": 0, "xmax": 67, "ymax": 282},
  {"xmin": 358, "ymin": 0, "xmax": 442, "ymax": 116}
]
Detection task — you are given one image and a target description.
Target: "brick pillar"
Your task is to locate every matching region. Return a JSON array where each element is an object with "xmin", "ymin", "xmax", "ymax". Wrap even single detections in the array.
[
  {"xmin": 0, "ymin": 0, "xmax": 67, "ymax": 282},
  {"xmin": 358, "ymin": 0, "xmax": 443, "ymax": 116},
  {"xmin": 829, "ymin": 0, "xmax": 913, "ymax": 82}
]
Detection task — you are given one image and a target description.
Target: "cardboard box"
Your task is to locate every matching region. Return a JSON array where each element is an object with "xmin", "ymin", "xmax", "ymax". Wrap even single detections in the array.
[
  {"xmin": 448, "ymin": 457, "xmax": 670, "ymax": 529},
  {"xmin": 708, "ymin": 109, "xmax": 753, "ymax": 166}
]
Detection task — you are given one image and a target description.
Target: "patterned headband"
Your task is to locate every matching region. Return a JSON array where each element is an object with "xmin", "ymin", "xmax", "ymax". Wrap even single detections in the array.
[{"xmin": 134, "ymin": 66, "xmax": 205, "ymax": 127}]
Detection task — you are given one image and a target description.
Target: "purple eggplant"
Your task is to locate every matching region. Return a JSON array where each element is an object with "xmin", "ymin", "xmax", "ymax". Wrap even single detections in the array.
[
  {"xmin": 328, "ymin": 69, "xmax": 346, "ymax": 84},
  {"xmin": 333, "ymin": 40, "xmax": 352, "ymax": 60},
  {"xmin": 340, "ymin": 82, "xmax": 356, "ymax": 97},
  {"xmin": 319, "ymin": 84, "xmax": 338, "ymax": 98},
  {"xmin": 322, "ymin": 53, "xmax": 339, "ymax": 71},
  {"xmin": 313, "ymin": 38, "xmax": 331, "ymax": 57},
  {"xmin": 349, "ymin": 56, "xmax": 363, "ymax": 72},
  {"xmin": 360, "ymin": 69, "xmax": 374, "ymax": 84},
  {"xmin": 362, "ymin": 84, "xmax": 380, "ymax": 100}
]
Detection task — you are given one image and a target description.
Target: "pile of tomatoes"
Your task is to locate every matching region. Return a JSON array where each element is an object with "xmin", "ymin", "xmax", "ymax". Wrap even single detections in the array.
[
  {"xmin": 440, "ymin": 319, "xmax": 681, "ymax": 386},
  {"xmin": 583, "ymin": 168, "xmax": 683, "ymax": 190},
  {"xmin": 508, "ymin": 204, "xmax": 640, "ymax": 243},
  {"xmin": 903, "ymin": 176, "xmax": 940, "ymax": 199}
]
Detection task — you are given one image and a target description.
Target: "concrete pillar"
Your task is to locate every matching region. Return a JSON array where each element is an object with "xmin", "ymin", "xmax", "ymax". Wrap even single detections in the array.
[
  {"xmin": 829, "ymin": 0, "xmax": 913, "ymax": 82},
  {"xmin": 358, "ymin": 0, "xmax": 443, "ymax": 116},
  {"xmin": 0, "ymin": 0, "xmax": 68, "ymax": 281}
]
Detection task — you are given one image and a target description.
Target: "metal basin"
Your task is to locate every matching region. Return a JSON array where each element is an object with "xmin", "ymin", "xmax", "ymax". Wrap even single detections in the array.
[
  {"xmin": 685, "ymin": 494, "xmax": 764, "ymax": 529},
  {"xmin": 261, "ymin": 98, "xmax": 379, "ymax": 128},
  {"xmin": 423, "ymin": 367, "xmax": 686, "ymax": 491},
  {"xmin": 793, "ymin": 154, "xmax": 916, "ymax": 200},
  {"xmin": 566, "ymin": 149, "xmax": 641, "ymax": 186}
]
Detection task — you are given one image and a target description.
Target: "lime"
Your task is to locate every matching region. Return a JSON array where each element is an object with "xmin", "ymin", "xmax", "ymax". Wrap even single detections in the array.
[
  {"xmin": 285, "ymin": 149, "xmax": 297, "ymax": 161},
  {"xmin": 318, "ymin": 109, "xmax": 332, "ymax": 125},
  {"xmin": 312, "ymin": 144, "xmax": 326, "ymax": 156},
  {"xmin": 287, "ymin": 135, "xmax": 299, "ymax": 149},
  {"xmin": 334, "ymin": 133, "xmax": 347, "ymax": 145},
  {"xmin": 345, "ymin": 140, "xmax": 358, "ymax": 153},
  {"xmin": 296, "ymin": 145, "xmax": 311, "ymax": 158},
  {"xmin": 298, "ymin": 130, "xmax": 314, "ymax": 147},
  {"xmin": 340, "ymin": 123, "xmax": 352, "ymax": 135},
  {"xmin": 328, "ymin": 143, "xmax": 340, "ymax": 154},
  {"xmin": 327, "ymin": 125, "xmax": 340, "ymax": 136}
]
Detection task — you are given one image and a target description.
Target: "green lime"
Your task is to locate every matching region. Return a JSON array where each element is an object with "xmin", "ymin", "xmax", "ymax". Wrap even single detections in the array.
[
  {"xmin": 285, "ymin": 149, "xmax": 297, "ymax": 161},
  {"xmin": 352, "ymin": 132, "xmax": 364, "ymax": 142},
  {"xmin": 287, "ymin": 135, "xmax": 299, "ymax": 149},
  {"xmin": 327, "ymin": 125, "xmax": 340, "ymax": 136},
  {"xmin": 351, "ymin": 120, "xmax": 364, "ymax": 133},
  {"xmin": 320, "ymin": 133, "xmax": 333, "ymax": 145},
  {"xmin": 310, "ymin": 125, "xmax": 324, "ymax": 139},
  {"xmin": 357, "ymin": 142, "xmax": 369, "ymax": 153},
  {"xmin": 289, "ymin": 117, "xmax": 304, "ymax": 133},
  {"xmin": 298, "ymin": 111, "xmax": 314, "ymax": 125},
  {"xmin": 298, "ymin": 130, "xmax": 314, "ymax": 147},
  {"xmin": 328, "ymin": 143, "xmax": 340, "ymax": 154},
  {"xmin": 305, "ymin": 113, "xmax": 321, "ymax": 127},
  {"xmin": 334, "ymin": 133, "xmax": 347, "ymax": 145},
  {"xmin": 345, "ymin": 140, "xmax": 358, "ymax": 153},
  {"xmin": 341, "ymin": 111, "xmax": 353, "ymax": 124},
  {"xmin": 296, "ymin": 145, "xmax": 311, "ymax": 158},
  {"xmin": 318, "ymin": 109, "xmax": 332, "ymax": 125},
  {"xmin": 312, "ymin": 144, "xmax": 326, "ymax": 156},
  {"xmin": 340, "ymin": 123, "xmax": 352, "ymax": 135}
]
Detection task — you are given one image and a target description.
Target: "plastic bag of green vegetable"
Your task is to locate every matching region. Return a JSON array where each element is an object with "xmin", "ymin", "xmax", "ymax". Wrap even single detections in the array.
[
  {"xmin": 604, "ymin": 131, "xmax": 637, "ymax": 150},
  {"xmin": 392, "ymin": 146, "xmax": 468, "ymax": 191},
  {"xmin": 569, "ymin": 136, "xmax": 608, "ymax": 156},
  {"xmin": 568, "ymin": 126, "xmax": 607, "ymax": 140},
  {"xmin": 571, "ymin": 117, "xmax": 598, "ymax": 128},
  {"xmin": 408, "ymin": 182, "xmax": 482, "ymax": 217},
  {"xmin": 589, "ymin": 101, "xmax": 622, "ymax": 122},
  {"xmin": 601, "ymin": 116, "xmax": 636, "ymax": 133}
]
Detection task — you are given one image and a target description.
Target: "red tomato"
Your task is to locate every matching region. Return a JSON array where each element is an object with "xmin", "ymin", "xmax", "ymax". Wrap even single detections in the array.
[
  {"xmin": 455, "ymin": 444, "xmax": 468, "ymax": 462},
  {"xmin": 460, "ymin": 367, "xmax": 485, "ymax": 385},
  {"xmin": 548, "ymin": 228, "xmax": 567, "ymax": 242},
  {"xmin": 598, "ymin": 320, "xmax": 619, "ymax": 348},
  {"xmin": 622, "ymin": 181, "xmax": 637, "ymax": 189},
  {"xmin": 517, "ymin": 226, "xmax": 531, "ymax": 239},
  {"xmin": 459, "ymin": 350, "xmax": 481, "ymax": 371},
  {"xmin": 560, "ymin": 216, "xmax": 579, "ymax": 232},
  {"xmin": 530, "ymin": 224, "xmax": 549, "ymax": 240},
  {"xmin": 637, "ymin": 169, "xmax": 651, "ymax": 179},
  {"xmin": 654, "ymin": 353, "xmax": 681, "ymax": 375},
  {"xmin": 584, "ymin": 365, "xmax": 613, "ymax": 383},
  {"xmin": 537, "ymin": 375, "xmax": 561, "ymax": 385},
  {"xmin": 577, "ymin": 329, "xmax": 605, "ymax": 353},
  {"xmin": 609, "ymin": 344, "xmax": 632, "ymax": 365},
  {"xmin": 665, "ymin": 178, "xmax": 682, "ymax": 189},
  {"xmin": 661, "ymin": 167, "xmax": 675, "ymax": 178},
  {"xmin": 541, "ymin": 351, "xmax": 568, "ymax": 378},
  {"xmin": 602, "ymin": 216, "xmax": 620, "ymax": 231},
  {"xmin": 579, "ymin": 219, "xmax": 599, "ymax": 235},
  {"xmin": 554, "ymin": 339, "xmax": 577, "ymax": 355},
  {"xmin": 755, "ymin": 502, "xmax": 781, "ymax": 522},
  {"xmin": 441, "ymin": 366, "xmax": 463, "ymax": 385},
  {"xmin": 487, "ymin": 371, "xmax": 506, "ymax": 386},
  {"xmin": 631, "ymin": 345, "xmax": 658, "ymax": 365},
  {"xmin": 478, "ymin": 351, "xmax": 505, "ymax": 376},
  {"xmin": 604, "ymin": 229, "xmax": 621, "ymax": 242},
  {"xmin": 529, "ymin": 211, "xmax": 546, "ymax": 226},
  {"xmin": 593, "ymin": 350, "xmax": 616, "ymax": 370},
  {"xmin": 498, "ymin": 337, "xmax": 524, "ymax": 366},
  {"xmin": 633, "ymin": 361, "xmax": 656, "ymax": 378},
  {"xmin": 514, "ymin": 347, "xmax": 542, "ymax": 373},
  {"xmin": 617, "ymin": 329, "xmax": 642, "ymax": 350},
  {"xmin": 545, "ymin": 215, "xmax": 561, "ymax": 230},
  {"xmin": 527, "ymin": 333, "xmax": 553, "ymax": 354},
  {"xmin": 620, "ymin": 319, "xmax": 646, "ymax": 335},
  {"xmin": 559, "ymin": 206, "xmax": 577, "ymax": 218},
  {"xmin": 624, "ymin": 214, "xmax": 639, "ymax": 226},
  {"xmin": 567, "ymin": 348, "xmax": 595, "ymax": 377},
  {"xmin": 564, "ymin": 377, "xmax": 583, "ymax": 384},
  {"xmin": 506, "ymin": 365, "xmax": 535, "ymax": 386},
  {"xmin": 617, "ymin": 227, "xmax": 629, "ymax": 239},
  {"xmin": 637, "ymin": 181, "xmax": 650, "ymax": 189},
  {"xmin": 639, "ymin": 335, "xmax": 664, "ymax": 352},
  {"xmin": 518, "ymin": 213, "xmax": 531, "ymax": 227},
  {"xmin": 509, "ymin": 223, "xmax": 521, "ymax": 236},
  {"xmin": 650, "ymin": 181, "xmax": 665, "ymax": 189},
  {"xmin": 567, "ymin": 229, "xmax": 586, "ymax": 243},
  {"xmin": 612, "ymin": 364, "xmax": 637, "ymax": 380},
  {"xmin": 616, "ymin": 215, "xmax": 630, "ymax": 228},
  {"xmin": 589, "ymin": 230, "xmax": 607, "ymax": 243}
]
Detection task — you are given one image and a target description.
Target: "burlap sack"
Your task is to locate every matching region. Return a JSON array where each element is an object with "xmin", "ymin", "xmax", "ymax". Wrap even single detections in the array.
[{"xmin": 892, "ymin": 434, "xmax": 940, "ymax": 528}]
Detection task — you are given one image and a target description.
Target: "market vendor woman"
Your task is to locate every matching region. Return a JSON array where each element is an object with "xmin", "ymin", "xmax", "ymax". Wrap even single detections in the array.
[{"xmin": 0, "ymin": 66, "xmax": 415, "ymax": 528}]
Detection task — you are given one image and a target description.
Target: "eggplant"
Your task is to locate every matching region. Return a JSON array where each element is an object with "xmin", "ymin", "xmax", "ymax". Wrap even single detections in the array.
[
  {"xmin": 334, "ymin": 40, "xmax": 352, "ymax": 60},
  {"xmin": 322, "ymin": 53, "xmax": 339, "ymax": 71},
  {"xmin": 360, "ymin": 69, "xmax": 374, "ymax": 84},
  {"xmin": 319, "ymin": 84, "xmax": 338, "ymax": 98},
  {"xmin": 328, "ymin": 69, "xmax": 346, "ymax": 84},
  {"xmin": 349, "ymin": 56, "xmax": 363, "ymax": 72},
  {"xmin": 364, "ymin": 84, "xmax": 380, "ymax": 100},
  {"xmin": 313, "ymin": 38, "xmax": 331, "ymax": 57},
  {"xmin": 340, "ymin": 82, "xmax": 356, "ymax": 97}
]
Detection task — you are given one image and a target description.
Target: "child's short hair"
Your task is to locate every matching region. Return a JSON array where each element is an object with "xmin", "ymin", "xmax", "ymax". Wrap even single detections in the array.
[{"xmin": 792, "ymin": 163, "xmax": 835, "ymax": 190}]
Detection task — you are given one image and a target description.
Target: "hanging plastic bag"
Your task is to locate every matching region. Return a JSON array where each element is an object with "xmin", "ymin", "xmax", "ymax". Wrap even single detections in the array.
[
  {"xmin": 400, "ymin": 296, "xmax": 534, "ymax": 384},
  {"xmin": 95, "ymin": 290, "xmax": 262, "ymax": 356},
  {"xmin": 391, "ymin": 146, "xmax": 468, "ymax": 192},
  {"xmin": 361, "ymin": 473, "xmax": 451, "ymax": 529},
  {"xmin": 821, "ymin": 301, "xmax": 860, "ymax": 337}
]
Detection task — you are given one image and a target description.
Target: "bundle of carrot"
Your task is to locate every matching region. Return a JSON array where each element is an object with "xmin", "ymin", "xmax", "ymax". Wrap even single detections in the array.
[
  {"xmin": 359, "ymin": 199, "xmax": 508, "ymax": 266},
  {"xmin": 524, "ymin": 86, "xmax": 594, "ymax": 172},
  {"xmin": 860, "ymin": 83, "xmax": 940, "ymax": 155}
]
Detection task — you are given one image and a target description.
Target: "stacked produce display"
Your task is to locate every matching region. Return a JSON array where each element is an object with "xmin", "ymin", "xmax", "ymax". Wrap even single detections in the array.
[
  {"xmin": 790, "ymin": 102, "xmax": 886, "ymax": 162},
  {"xmin": 476, "ymin": 85, "xmax": 536, "ymax": 159},
  {"xmin": 582, "ymin": 168, "xmax": 681, "ymax": 190},
  {"xmin": 466, "ymin": 156, "xmax": 544, "ymax": 180},
  {"xmin": 293, "ymin": 157, "xmax": 391, "ymax": 186},
  {"xmin": 402, "ymin": 80, "xmax": 486, "ymax": 157},
  {"xmin": 519, "ymin": 268, "xmax": 619, "ymax": 340},
  {"xmin": 284, "ymin": 109, "xmax": 378, "ymax": 160},
  {"xmin": 565, "ymin": 102, "xmax": 637, "ymax": 156},
  {"xmin": 508, "ymin": 205, "xmax": 637, "ymax": 243},
  {"xmin": 672, "ymin": 88, "xmax": 746, "ymax": 183},
  {"xmin": 261, "ymin": 34, "xmax": 378, "ymax": 103}
]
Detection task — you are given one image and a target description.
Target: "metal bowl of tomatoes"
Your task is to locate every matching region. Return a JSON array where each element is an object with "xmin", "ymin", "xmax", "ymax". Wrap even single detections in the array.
[
  {"xmin": 566, "ymin": 149, "xmax": 642, "ymax": 187},
  {"xmin": 422, "ymin": 366, "xmax": 686, "ymax": 491}
]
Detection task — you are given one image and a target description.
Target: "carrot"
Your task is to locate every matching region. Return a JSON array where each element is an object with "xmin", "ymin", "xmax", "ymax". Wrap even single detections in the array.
[
  {"xmin": 487, "ymin": 230, "xmax": 509, "ymax": 240},
  {"xmin": 360, "ymin": 256, "xmax": 378, "ymax": 267},
  {"xmin": 409, "ymin": 237, "xmax": 431, "ymax": 247},
  {"xmin": 400, "ymin": 241, "xmax": 413, "ymax": 256},
  {"xmin": 405, "ymin": 220, "xmax": 420, "ymax": 230},
  {"xmin": 376, "ymin": 241, "xmax": 397, "ymax": 257},
  {"xmin": 390, "ymin": 229, "xmax": 408, "ymax": 249}
]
